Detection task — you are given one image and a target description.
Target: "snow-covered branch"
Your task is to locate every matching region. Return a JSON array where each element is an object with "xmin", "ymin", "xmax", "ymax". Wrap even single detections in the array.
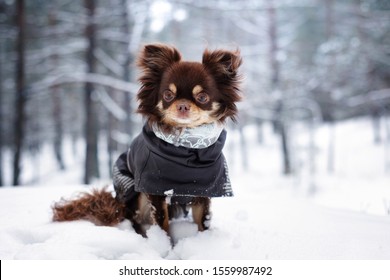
[
  {"xmin": 171, "ymin": 0, "xmax": 316, "ymax": 11},
  {"xmin": 230, "ymin": 14, "xmax": 265, "ymax": 36},
  {"xmin": 345, "ymin": 89, "xmax": 390, "ymax": 108},
  {"xmin": 99, "ymin": 30, "xmax": 129, "ymax": 43},
  {"xmin": 55, "ymin": 11, "xmax": 87, "ymax": 25},
  {"xmin": 95, "ymin": 87, "xmax": 127, "ymax": 120},
  {"xmin": 31, "ymin": 73, "xmax": 139, "ymax": 94},
  {"xmin": 27, "ymin": 40, "xmax": 86, "ymax": 62},
  {"xmin": 94, "ymin": 48, "xmax": 123, "ymax": 76}
]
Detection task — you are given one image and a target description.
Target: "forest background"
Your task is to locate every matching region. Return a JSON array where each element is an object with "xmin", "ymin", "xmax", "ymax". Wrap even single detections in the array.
[{"xmin": 0, "ymin": 0, "xmax": 389, "ymax": 188}]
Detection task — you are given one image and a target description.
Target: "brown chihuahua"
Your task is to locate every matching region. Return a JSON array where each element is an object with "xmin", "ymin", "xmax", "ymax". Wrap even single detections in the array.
[{"xmin": 52, "ymin": 44, "xmax": 242, "ymax": 238}]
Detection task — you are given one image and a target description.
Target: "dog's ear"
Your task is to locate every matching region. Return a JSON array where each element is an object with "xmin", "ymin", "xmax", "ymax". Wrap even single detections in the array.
[
  {"xmin": 202, "ymin": 49, "xmax": 242, "ymax": 122},
  {"xmin": 137, "ymin": 44, "xmax": 181, "ymax": 74},
  {"xmin": 202, "ymin": 49, "xmax": 241, "ymax": 81},
  {"xmin": 137, "ymin": 44, "xmax": 181, "ymax": 121}
]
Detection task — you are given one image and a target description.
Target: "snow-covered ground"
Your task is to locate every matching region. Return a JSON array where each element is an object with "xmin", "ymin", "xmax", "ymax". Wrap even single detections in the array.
[{"xmin": 1, "ymin": 118, "xmax": 390, "ymax": 259}]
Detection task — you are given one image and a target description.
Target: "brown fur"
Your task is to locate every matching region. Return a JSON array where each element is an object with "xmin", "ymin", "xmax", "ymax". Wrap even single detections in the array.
[
  {"xmin": 136, "ymin": 43, "xmax": 242, "ymax": 129},
  {"xmin": 52, "ymin": 44, "xmax": 241, "ymax": 238},
  {"xmin": 52, "ymin": 189, "xmax": 210, "ymax": 237},
  {"xmin": 52, "ymin": 188, "xmax": 125, "ymax": 226}
]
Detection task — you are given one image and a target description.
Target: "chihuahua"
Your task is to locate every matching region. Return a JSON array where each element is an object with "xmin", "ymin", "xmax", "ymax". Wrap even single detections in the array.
[{"xmin": 53, "ymin": 44, "xmax": 242, "ymax": 238}]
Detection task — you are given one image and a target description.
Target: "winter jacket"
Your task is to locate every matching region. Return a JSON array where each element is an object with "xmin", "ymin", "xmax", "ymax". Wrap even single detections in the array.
[{"xmin": 113, "ymin": 123, "xmax": 233, "ymax": 204}]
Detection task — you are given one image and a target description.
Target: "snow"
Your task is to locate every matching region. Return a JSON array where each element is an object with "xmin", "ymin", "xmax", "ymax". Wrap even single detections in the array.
[{"xmin": 1, "ymin": 117, "xmax": 390, "ymax": 259}]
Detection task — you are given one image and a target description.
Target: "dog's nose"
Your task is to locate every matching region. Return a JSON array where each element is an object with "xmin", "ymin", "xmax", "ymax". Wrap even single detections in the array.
[{"xmin": 176, "ymin": 103, "xmax": 190, "ymax": 113}]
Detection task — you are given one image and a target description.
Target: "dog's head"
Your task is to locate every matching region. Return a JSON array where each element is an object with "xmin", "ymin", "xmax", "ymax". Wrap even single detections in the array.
[{"xmin": 136, "ymin": 44, "xmax": 242, "ymax": 129}]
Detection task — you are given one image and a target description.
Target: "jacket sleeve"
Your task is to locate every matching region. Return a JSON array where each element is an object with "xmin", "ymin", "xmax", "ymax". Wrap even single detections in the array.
[{"xmin": 112, "ymin": 149, "xmax": 137, "ymax": 203}]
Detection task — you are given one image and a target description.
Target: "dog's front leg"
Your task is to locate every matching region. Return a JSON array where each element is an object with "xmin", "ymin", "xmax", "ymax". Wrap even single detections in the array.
[
  {"xmin": 147, "ymin": 194, "xmax": 169, "ymax": 233},
  {"xmin": 192, "ymin": 197, "xmax": 211, "ymax": 231}
]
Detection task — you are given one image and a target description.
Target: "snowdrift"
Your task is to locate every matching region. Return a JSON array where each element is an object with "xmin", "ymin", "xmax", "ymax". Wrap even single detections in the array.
[{"xmin": 1, "ymin": 183, "xmax": 389, "ymax": 260}]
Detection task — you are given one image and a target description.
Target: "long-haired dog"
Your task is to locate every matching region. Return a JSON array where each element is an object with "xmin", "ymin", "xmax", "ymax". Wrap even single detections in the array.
[{"xmin": 52, "ymin": 44, "xmax": 242, "ymax": 238}]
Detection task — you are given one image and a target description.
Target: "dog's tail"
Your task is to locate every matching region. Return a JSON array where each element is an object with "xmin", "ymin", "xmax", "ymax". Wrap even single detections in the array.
[{"xmin": 52, "ymin": 187, "xmax": 125, "ymax": 226}]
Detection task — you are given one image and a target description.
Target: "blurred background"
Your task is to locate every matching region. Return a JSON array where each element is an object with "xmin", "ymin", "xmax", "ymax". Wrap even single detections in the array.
[{"xmin": 0, "ymin": 0, "xmax": 389, "ymax": 209}]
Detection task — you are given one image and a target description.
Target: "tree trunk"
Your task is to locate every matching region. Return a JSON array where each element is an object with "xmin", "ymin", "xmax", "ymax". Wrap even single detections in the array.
[
  {"xmin": 372, "ymin": 111, "xmax": 382, "ymax": 144},
  {"xmin": 84, "ymin": 0, "xmax": 100, "ymax": 184},
  {"xmin": 267, "ymin": 0, "xmax": 291, "ymax": 175},
  {"xmin": 13, "ymin": 0, "xmax": 26, "ymax": 186},
  {"xmin": 106, "ymin": 94, "xmax": 117, "ymax": 178},
  {"xmin": 384, "ymin": 115, "xmax": 390, "ymax": 174},
  {"xmin": 239, "ymin": 125, "xmax": 248, "ymax": 171},
  {"xmin": 325, "ymin": 0, "xmax": 334, "ymax": 39},
  {"xmin": 324, "ymin": 0, "xmax": 335, "ymax": 174},
  {"xmin": 0, "ymin": 36, "xmax": 3, "ymax": 186},
  {"xmin": 49, "ymin": 7, "xmax": 65, "ymax": 170},
  {"xmin": 327, "ymin": 122, "xmax": 335, "ymax": 173},
  {"xmin": 121, "ymin": 0, "xmax": 133, "ymax": 141},
  {"xmin": 275, "ymin": 101, "xmax": 291, "ymax": 175},
  {"xmin": 354, "ymin": 0, "xmax": 381, "ymax": 145},
  {"xmin": 280, "ymin": 121, "xmax": 291, "ymax": 175},
  {"xmin": 308, "ymin": 119, "xmax": 317, "ymax": 194},
  {"xmin": 52, "ymin": 86, "xmax": 65, "ymax": 170},
  {"xmin": 267, "ymin": 0, "xmax": 279, "ymax": 89}
]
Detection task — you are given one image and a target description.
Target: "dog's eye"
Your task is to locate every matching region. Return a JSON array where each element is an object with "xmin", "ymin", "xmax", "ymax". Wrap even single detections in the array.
[
  {"xmin": 163, "ymin": 90, "xmax": 175, "ymax": 102},
  {"xmin": 196, "ymin": 92, "xmax": 210, "ymax": 104}
]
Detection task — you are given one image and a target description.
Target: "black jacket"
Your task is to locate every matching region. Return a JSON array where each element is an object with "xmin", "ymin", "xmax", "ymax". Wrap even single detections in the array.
[{"xmin": 113, "ymin": 124, "xmax": 233, "ymax": 203}]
